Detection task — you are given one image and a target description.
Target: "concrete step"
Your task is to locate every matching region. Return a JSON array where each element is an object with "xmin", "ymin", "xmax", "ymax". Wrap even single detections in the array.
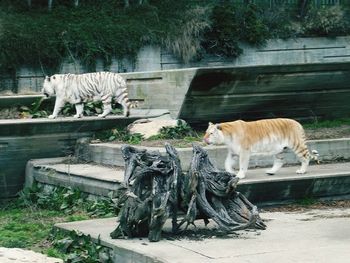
[
  {"xmin": 82, "ymin": 138, "xmax": 350, "ymax": 171},
  {"xmin": 26, "ymin": 158, "xmax": 125, "ymax": 197},
  {"xmin": 26, "ymin": 158, "xmax": 350, "ymax": 204}
]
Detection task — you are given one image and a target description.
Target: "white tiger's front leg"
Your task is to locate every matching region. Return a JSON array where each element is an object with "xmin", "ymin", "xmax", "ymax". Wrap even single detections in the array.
[
  {"xmin": 225, "ymin": 151, "xmax": 237, "ymax": 174},
  {"xmin": 74, "ymin": 103, "xmax": 84, "ymax": 118},
  {"xmin": 49, "ymin": 97, "xmax": 65, "ymax": 119},
  {"xmin": 237, "ymin": 150, "xmax": 250, "ymax": 179},
  {"xmin": 99, "ymin": 101, "xmax": 112, "ymax": 118}
]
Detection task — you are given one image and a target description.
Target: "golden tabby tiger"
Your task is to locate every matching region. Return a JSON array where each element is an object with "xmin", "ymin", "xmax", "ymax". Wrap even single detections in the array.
[{"xmin": 203, "ymin": 118, "xmax": 318, "ymax": 179}]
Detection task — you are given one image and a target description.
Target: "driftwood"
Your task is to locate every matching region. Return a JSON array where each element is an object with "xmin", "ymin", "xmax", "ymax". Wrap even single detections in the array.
[{"xmin": 110, "ymin": 143, "xmax": 266, "ymax": 242}]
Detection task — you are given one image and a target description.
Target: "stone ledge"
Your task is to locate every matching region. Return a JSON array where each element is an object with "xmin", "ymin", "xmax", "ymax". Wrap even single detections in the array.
[{"xmin": 85, "ymin": 138, "xmax": 350, "ymax": 171}]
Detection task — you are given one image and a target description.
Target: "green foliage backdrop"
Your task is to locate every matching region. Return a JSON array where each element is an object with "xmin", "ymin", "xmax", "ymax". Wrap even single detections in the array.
[{"xmin": 1, "ymin": 0, "xmax": 350, "ymax": 71}]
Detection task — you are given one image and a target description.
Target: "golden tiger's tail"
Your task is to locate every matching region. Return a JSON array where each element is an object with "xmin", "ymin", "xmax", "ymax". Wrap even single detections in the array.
[{"xmin": 310, "ymin": 149, "xmax": 320, "ymax": 164}]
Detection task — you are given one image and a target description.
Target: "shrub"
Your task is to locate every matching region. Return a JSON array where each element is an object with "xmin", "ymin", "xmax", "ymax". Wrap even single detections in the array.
[
  {"xmin": 302, "ymin": 5, "xmax": 349, "ymax": 36},
  {"xmin": 162, "ymin": 6, "xmax": 211, "ymax": 63}
]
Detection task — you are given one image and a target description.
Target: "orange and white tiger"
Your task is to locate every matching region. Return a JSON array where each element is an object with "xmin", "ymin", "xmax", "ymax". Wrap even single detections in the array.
[
  {"xmin": 203, "ymin": 118, "xmax": 319, "ymax": 179},
  {"xmin": 42, "ymin": 72, "xmax": 131, "ymax": 118}
]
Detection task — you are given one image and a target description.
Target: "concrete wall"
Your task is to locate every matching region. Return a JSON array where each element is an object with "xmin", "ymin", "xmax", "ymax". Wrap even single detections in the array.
[{"xmin": 2, "ymin": 36, "xmax": 350, "ymax": 95}]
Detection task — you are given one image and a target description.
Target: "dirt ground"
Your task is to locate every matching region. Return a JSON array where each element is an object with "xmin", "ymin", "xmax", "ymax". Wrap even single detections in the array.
[
  {"xmin": 261, "ymin": 199, "xmax": 350, "ymax": 213},
  {"xmin": 0, "ymin": 107, "xmax": 22, "ymax": 119},
  {"xmin": 305, "ymin": 125, "xmax": 350, "ymax": 140}
]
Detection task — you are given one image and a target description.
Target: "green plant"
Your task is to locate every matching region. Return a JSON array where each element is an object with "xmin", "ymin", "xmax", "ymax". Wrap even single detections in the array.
[
  {"xmin": 17, "ymin": 184, "xmax": 119, "ymax": 217},
  {"xmin": 302, "ymin": 5, "xmax": 349, "ymax": 36},
  {"xmin": 303, "ymin": 118, "xmax": 350, "ymax": 129},
  {"xmin": 151, "ymin": 120, "xmax": 198, "ymax": 140},
  {"xmin": 52, "ymin": 229, "xmax": 112, "ymax": 263},
  {"xmin": 62, "ymin": 101, "xmax": 124, "ymax": 117},
  {"xmin": 236, "ymin": 3, "xmax": 269, "ymax": 45},
  {"xmin": 162, "ymin": 6, "xmax": 211, "ymax": 62},
  {"xmin": 203, "ymin": 0, "xmax": 242, "ymax": 58},
  {"xmin": 19, "ymin": 97, "xmax": 49, "ymax": 118},
  {"xmin": 296, "ymin": 197, "xmax": 316, "ymax": 206},
  {"xmin": 95, "ymin": 127, "xmax": 143, "ymax": 144},
  {"xmin": 0, "ymin": 206, "xmax": 79, "ymax": 257}
]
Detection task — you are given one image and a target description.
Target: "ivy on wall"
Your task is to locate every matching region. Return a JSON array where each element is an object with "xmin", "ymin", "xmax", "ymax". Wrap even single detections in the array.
[{"xmin": 1, "ymin": 0, "xmax": 350, "ymax": 71}]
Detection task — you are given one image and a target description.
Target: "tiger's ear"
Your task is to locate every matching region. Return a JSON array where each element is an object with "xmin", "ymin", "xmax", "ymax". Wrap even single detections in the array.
[
  {"xmin": 216, "ymin": 124, "xmax": 222, "ymax": 130},
  {"xmin": 208, "ymin": 122, "xmax": 213, "ymax": 126},
  {"xmin": 45, "ymin": 76, "xmax": 50, "ymax": 82}
]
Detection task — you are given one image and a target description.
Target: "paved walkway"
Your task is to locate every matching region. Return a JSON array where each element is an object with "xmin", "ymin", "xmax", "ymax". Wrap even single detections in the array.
[
  {"xmin": 57, "ymin": 208, "xmax": 350, "ymax": 263},
  {"xmin": 0, "ymin": 248, "xmax": 63, "ymax": 263}
]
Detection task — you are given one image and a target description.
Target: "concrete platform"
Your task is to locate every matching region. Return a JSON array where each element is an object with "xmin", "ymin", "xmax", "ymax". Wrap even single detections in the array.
[{"xmin": 56, "ymin": 207, "xmax": 350, "ymax": 263}]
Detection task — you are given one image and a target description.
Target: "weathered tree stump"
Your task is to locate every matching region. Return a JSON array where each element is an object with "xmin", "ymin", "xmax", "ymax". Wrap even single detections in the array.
[{"xmin": 110, "ymin": 143, "xmax": 266, "ymax": 242}]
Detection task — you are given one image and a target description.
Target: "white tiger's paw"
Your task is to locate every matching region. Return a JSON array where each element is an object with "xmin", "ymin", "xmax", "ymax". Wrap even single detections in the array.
[
  {"xmin": 48, "ymin": 115, "xmax": 56, "ymax": 119},
  {"xmin": 236, "ymin": 171, "xmax": 246, "ymax": 179},
  {"xmin": 296, "ymin": 169, "xmax": 306, "ymax": 174},
  {"xmin": 98, "ymin": 114, "xmax": 107, "ymax": 118},
  {"xmin": 73, "ymin": 114, "xmax": 82, "ymax": 118}
]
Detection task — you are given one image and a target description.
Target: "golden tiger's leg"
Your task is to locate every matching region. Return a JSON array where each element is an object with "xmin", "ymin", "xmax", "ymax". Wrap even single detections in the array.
[
  {"xmin": 294, "ymin": 144, "xmax": 310, "ymax": 174},
  {"xmin": 237, "ymin": 150, "xmax": 250, "ymax": 179},
  {"xmin": 266, "ymin": 153, "xmax": 284, "ymax": 175},
  {"xmin": 224, "ymin": 151, "xmax": 237, "ymax": 174},
  {"xmin": 296, "ymin": 158, "xmax": 309, "ymax": 174}
]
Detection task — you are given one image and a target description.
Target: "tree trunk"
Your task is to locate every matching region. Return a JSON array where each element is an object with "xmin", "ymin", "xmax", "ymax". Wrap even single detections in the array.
[
  {"xmin": 299, "ymin": 0, "xmax": 310, "ymax": 18},
  {"xmin": 110, "ymin": 144, "xmax": 266, "ymax": 242},
  {"xmin": 48, "ymin": 0, "xmax": 53, "ymax": 11},
  {"xmin": 124, "ymin": 0, "xmax": 129, "ymax": 8}
]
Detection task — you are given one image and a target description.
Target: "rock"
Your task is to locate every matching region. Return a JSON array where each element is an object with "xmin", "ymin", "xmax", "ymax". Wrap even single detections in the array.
[{"xmin": 128, "ymin": 115, "xmax": 184, "ymax": 139}]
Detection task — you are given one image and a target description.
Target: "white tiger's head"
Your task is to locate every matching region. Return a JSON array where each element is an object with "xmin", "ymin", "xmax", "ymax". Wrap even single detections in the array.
[
  {"xmin": 203, "ymin": 122, "xmax": 225, "ymax": 145},
  {"xmin": 42, "ymin": 75, "xmax": 58, "ymax": 98}
]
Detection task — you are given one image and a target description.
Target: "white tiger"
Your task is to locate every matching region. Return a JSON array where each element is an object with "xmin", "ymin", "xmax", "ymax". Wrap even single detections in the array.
[{"xmin": 42, "ymin": 72, "xmax": 131, "ymax": 118}]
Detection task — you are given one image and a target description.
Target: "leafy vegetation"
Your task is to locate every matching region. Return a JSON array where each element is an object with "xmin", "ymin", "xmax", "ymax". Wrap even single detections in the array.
[
  {"xmin": 1, "ymin": 1, "xmax": 350, "ymax": 71},
  {"xmin": 13, "ymin": 98, "xmax": 125, "ymax": 119},
  {"xmin": 51, "ymin": 229, "xmax": 112, "ymax": 263},
  {"xmin": 94, "ymin": 120, "xmax": 202, "ymax": 145},
  {"xmin": 303, "ymin": 118, "xmax": 350, "ymax": 129},
  {"xmin": 149, "ymin": 120, "xmax": 198, "ymax": 140},
  {"xmin": 17, "ymin": 183, "xmax": 119, "ymax": 217},
  {"xmin": 0, "ymin": 183, "xmax": 120, "ymax": 260},
  {"xmin": 95, "ymin": 127, "xmax": 144, "ymax": 144},
  {"xmin": 19, "ymin": 97, "xmax": 49, "ymax": 118}
]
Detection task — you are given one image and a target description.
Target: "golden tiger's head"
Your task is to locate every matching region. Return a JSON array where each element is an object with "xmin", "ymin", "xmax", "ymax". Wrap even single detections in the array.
[
  {"xmin": 42, "ymin": 75, "xmax": 58, "ymax": 98},
  {"xmin": 203, "ymin": 122, "xmax": 225, "ymax": 145}
]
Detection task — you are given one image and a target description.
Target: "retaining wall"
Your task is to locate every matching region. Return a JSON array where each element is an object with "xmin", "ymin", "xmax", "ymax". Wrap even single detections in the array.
[{"xmin": 2, "ymin": 36, "xmax": 350, "ymax": 95}]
